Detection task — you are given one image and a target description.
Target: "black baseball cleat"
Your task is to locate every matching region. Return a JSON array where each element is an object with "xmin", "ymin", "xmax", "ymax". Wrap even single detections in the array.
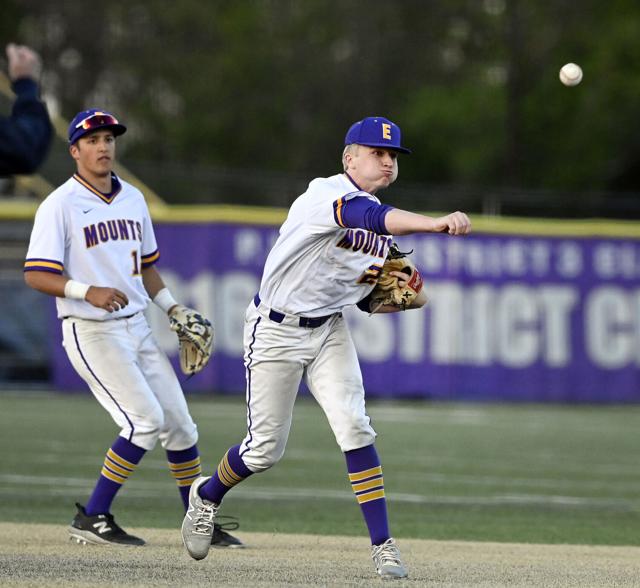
[
  {"xmin": 69, "ymin": 503, "xmax": 146, "ymax": 546},
  {"xmin": 211, "ymin": 516, "xmax": 245, "ymax": 548}
]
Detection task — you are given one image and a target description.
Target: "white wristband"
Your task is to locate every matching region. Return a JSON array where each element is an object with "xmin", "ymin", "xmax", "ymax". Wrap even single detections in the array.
[
  {"xmin": 153, "ymin": 287, "xmax": 179, "ymax": 314},
  {"xmin": 64, "ymin": 280, "xmax": 90, "ymax": 300}
]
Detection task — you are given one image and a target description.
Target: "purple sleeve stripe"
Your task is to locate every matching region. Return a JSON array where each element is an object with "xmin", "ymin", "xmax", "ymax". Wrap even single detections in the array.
[
  {"xmin": 141, "ymin": 250, "xmax": 160, "ymax": 267},
  {"xmin": 337, "ymin": 196, "xmax": 394, "ymax": 234},
  {"xmin": 333, "ymin": 197, "xmax": 347, "ymax": 227},
  {"xmin": 23, "ymin": 265, "xmax": 63, "ymax": 274},
  {"xmin": 24, "ymin": 258, "xmax": 64, "ymax": 272},
  {"xmin": 141, "ymin": 249, "xmax": 159, "ymax": 261}
]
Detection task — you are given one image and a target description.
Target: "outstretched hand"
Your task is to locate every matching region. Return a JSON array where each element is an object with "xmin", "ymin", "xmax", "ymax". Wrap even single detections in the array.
[{"xmin": 432, "ymin": 211, "xmax": 471, "ymax": 235}]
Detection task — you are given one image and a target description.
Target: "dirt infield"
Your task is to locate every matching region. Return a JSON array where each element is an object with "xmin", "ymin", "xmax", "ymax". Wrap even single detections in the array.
[{"xmin": 1, "ymin": 523, "xmax": 639, "ymax": 587}]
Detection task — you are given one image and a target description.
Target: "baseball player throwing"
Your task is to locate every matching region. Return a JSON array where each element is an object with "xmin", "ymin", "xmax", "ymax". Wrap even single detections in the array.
[
  {"xmin": 180, "ymin": 116, "xmax": 470, "ymax": 578},
  {"xmin": 24, "ymin": 109, "xmax": 242, "ymax": 548}
]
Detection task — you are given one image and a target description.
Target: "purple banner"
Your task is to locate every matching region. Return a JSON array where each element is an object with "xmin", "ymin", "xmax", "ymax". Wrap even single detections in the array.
[{"xmin": 51, "ymin": 223, "xmax": 640, "ymax": 403}]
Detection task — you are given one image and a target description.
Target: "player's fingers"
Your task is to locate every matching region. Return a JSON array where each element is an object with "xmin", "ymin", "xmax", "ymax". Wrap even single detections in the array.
[
  {"xmin": 103, "ymin": 294, "xmax": 120, "ymax": 311},
  {"xmin": 112, "ymin": 295, "xmax": 128, "ymax": 308},
  {"xmin": 96, "ymin": 289, "xmax": 127, "ymax": 311},
  {"xmin": 457, "ymin": 212, "xmax": 471, "ymax": 234},
  {"xmin": 389, "ymin": 270, "xmax": 408, "ymax": 285},
  {"xmin": 463, "ymin": 213, "xmax": 472, "ymax": 233},
  {"xmin": 434, "ymin": 217, "xmax": 449, "ymax": 233},
  {"xmin": 446, "ymin": 212, "xmax": 459, "ymax": 234},
  {"xmin": 448, "ymin": 212, "xmax": 471, "ymax": 235},
  {"xmin": 112, "ymin": 289, "xmax": 129, "ymax": 306}
]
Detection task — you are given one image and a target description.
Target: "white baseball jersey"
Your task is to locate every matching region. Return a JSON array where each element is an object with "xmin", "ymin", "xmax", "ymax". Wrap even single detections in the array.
[
  {"xmin": 259, "ymin": 173, "xmax": 393, "ymax": 316},
  {"xmin": 25, "ymin": 173, "xmax": 159, "ymax": 319},
  {"xmin": 238, "ymin": 173, "xmax": 393, "ymax": 469},
  {"xmin": 25, "ymin": 172, "xmax": 196, "ymax": 451}
]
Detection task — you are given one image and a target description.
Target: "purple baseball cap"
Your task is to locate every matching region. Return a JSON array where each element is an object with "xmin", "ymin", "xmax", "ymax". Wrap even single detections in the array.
[
  {"xmin": 68, "ymin": 109, "xmax": 127, "ymax": 145},
  {"xmin": 344, "ymin": 116, "xmax": 411, "ymax": 154}
]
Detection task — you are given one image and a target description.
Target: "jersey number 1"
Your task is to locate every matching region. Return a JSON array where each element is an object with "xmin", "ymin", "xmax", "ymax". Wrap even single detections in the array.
[{"xmin": 131, "ymin": 250, "xmax": 141, "ymax": 276}]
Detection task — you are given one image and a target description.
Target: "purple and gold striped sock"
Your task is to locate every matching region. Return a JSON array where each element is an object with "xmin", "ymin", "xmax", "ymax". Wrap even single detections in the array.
[
  {"xmin": 345, "ymin": 444, "xmax": 390, "ymax": 546},
  {"xmin": 85, "ymin": 437, "xmax": 146, "ymax": 516},
  {"xmin": 166, "ymin": 446, "xmax": 202, "ymax": 511},
  {"xmin": 199, "ymin": 444, "xmax": 254, "ymax": 505}
]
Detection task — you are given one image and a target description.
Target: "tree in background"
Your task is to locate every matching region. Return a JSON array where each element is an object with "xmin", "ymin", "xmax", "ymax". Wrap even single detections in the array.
[{"xmin": 5, "ymin": 0, "xmax": 640, "ymax": 206}]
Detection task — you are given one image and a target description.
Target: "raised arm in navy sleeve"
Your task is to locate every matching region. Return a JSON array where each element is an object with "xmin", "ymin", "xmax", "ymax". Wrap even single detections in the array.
[
  {"xmin": 333, "ymin": 196, "xmax": 393, "ymax": 235},
  {"xmin": 0, "ymin": 78, "xmax": 52, "ymax": 176}
]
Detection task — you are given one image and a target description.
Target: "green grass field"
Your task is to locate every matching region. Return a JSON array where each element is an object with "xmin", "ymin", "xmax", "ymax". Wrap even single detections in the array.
[{"xmin": 1, "ymin": 391, "xmax": 638, "ymax": 546}]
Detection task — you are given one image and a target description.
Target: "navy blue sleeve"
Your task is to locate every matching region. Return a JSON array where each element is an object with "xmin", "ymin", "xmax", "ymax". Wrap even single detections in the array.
[
  {"xmin": 333, "ymin": 196, "xmax": 393, "ymax": 235},
  {"xmin": 0, "ymin": 78, "xmax": 53, "ymax": 176}
]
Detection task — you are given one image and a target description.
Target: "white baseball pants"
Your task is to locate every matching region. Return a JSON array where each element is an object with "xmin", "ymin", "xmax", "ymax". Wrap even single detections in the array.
[
  {"xmin": 62, "ymin": 312, "xmax": 198, "ymax": 451},
  {"xmin": 239, "ymin": 300, "xmax": 376, "ymax": 472}
]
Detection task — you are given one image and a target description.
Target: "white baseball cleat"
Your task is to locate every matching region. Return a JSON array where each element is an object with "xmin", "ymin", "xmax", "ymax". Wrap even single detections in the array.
[
  {"xmin": 371, "ymin": 537, "xmax": 408, "ymax": 579},
  {"xmin": 181, "ymin": 476, "xmax": 219, "ymax": 560}
]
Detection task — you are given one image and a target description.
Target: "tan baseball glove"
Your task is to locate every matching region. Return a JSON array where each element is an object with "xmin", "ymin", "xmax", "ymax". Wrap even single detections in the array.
[
  {"xmin": 370, "ymin": 244, "xmax": 424, "ymax": 313},
  {"xmin": 169, "ymin": 305, "xmax": 214, "ymax": 375}
]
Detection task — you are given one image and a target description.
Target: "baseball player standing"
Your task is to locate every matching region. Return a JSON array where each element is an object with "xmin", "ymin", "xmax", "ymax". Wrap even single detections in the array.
[
  {"xmin": 180, "ymin": 116, "xmax": 471, "ymax": 578},
  {"xmin": 23, "ymin": 109, "xmax": 242, "ymax": 548}
]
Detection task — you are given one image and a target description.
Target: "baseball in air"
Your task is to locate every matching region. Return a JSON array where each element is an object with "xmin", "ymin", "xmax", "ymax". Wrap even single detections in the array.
[{"xmin": 559, "ymin": 63, "xmax": 583, "ymax": 86}]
